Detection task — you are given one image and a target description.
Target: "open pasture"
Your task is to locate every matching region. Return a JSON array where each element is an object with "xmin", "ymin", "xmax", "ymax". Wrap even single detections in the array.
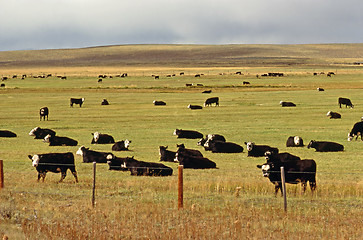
[{"xmin": 1, "ymin": 71, "xmax": 362, "ymax": 239}]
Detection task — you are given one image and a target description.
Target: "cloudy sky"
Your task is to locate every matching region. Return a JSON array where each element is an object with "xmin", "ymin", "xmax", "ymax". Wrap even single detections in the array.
[{"xmin": 0, "ymin": 0, "xmax": 362, "ymax": 51}]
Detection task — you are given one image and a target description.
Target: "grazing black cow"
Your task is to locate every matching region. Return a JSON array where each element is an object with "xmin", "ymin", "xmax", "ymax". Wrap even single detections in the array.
[
  {"xmin": 202, "ymin": 90, "xmax": 212, "ymax": 93},
  {"xmin": 153, "ymin": 100, "xmax": 166, "ymax": 106},
  {"xmin": 44, "ymin": 134, "xmax": 78, "ymax": 146},
  {"xmin": 76, "ymin": 146, "xmax": 111, "ymax": 163},
  {"xmin": 245, "ymin": 142, "xmax": 278, "ymax": 157},
  {"xmin": 348, "ymin": 121, "xmax": 363, "ymax": 141},
  {"xmin": 28, "ymin": 152, "xmax": 78, "ymax": 182},
  {"xmin": 101, "ymin": 99, "xmax": 109, "ymax": 105},
  {"xmin": 91, "ymin": 132, "xmax": 115, "ymax": 144},
  {"xmin": 176, "ymin": 144, "xmax": 203, "ymax": 157},
  {"xmin": 29, "ymin": 127, "xmax": 56, "ymax": 139},
  {"xmin": 286, "ymin": 136, "xmax": 304, "ymax": 147},
  {"xmin": 159, "ymin": 146, "xmax": 176, "ymax": 162},
  {"xmin": 317, "ymin": 87, "xmax": 324, "ymax": 91},
  {"xmin": 112, "ymin": 140, "xmax": 131, "ymax": 151},
  {"xmin": 70, "ymin": 98, "xmax": 85, "ymax": 107},
  {"xmin": 257, "ymin": 158, "xmax": 316, "ymax": 196},
  {"xmin": 107, "ymin": 154, "xmax": 173, "ymax": 176},
  {"xmin": 204, "ymin": 97, "xmax": 219, "ymax": 107},
  {"xmin": 327, "ymin": 111, "xmax": 341, "ymax": 119},
  {"xmin": 0, "ymin": 130, "xmax": 17, "ymax": 138},
  {"xmin": 173, "ymin": 129, "xmax": 203, "ymax": 139},
  {"xmin": 39, "ymin": 107, "xmax": 49, "ymax": 121},
  {"xmin": 338, "ymin": 97, "xmax": 354, "ymax": 108},
  {"xmin": 205, "ymin": 140, "xmax": 243, "ymax": 153},
  {"xmin": 280, "ymin": 101, "xmax": 296, "ymax": 107},
  {"xmin": 174, "ymin": 152, "xmax": 216, "ymax": 169},
  {"xmin": 188, "ymin": 104, "xmax": 203, "ymax": 110},
  {"xmin": 307, "ymin": 140, "xmax": 344, "ymax": 152}
]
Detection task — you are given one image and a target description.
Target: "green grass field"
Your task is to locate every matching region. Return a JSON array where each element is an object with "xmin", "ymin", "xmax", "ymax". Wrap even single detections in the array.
[{"xmin": 0, "ymin": 45, "xmax": 363, "ymax": 239}]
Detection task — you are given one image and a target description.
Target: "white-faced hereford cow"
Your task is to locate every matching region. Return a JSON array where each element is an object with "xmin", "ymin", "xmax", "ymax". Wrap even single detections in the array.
[
  {"xmin": 307, "ymin": 140, "xmax": 344, "ymax": 152},
  {"xmin": 91, "ymin": 132, "xmax": 115, "ymax": 144},
  {"xmin": 39, "ymin": 107, "xmax": 49, "ymax": 121},
  {"xmin": 257, "ymin": 157, "xmax": 316, "ymax": 196},
  {"xmin": 107, "ymin": 154, "xmax": 173, "ymax": 176},
  {"xmin": 112, "ymin": 140, "xmax": 131, "ymax": 151},
  {"xmin": 44, "ymin": 134, "xmax": 78, "ymax": 146},
  {"xmin": 70, "ymin": 98, "xmax": 85, "ymax": 107},
  {"xmin": 338, "ymin": 97, "xmax": 353, "ymax": 108},
  {"xmin": 286, "ymin": 136, "xmax": 304, "ymax": 147},
  {"xmin": 173, "ymin": 129, "xmax": 203, "ymax": 139},
  {"xmin": 29, "ymin": 127, "xmax": 56, "ymax": 139},
  {"xmin": 28, "ymin": 152, "xmax": 78, "ymax": 182},
  {"xmin": 245, "ymin": 142, "xmax": 278, "ymax": 157},
  {"xmin": 348, "ymin": 121, "xmax": 363, "ymax": 141},
  {"xmin": 0, "ymin": 130, "xmax": 17, "ymax": 138},
  {"xmin": 76, "ymin": 146, "xmax": 111, "ymax": 163},
  {"xmin": 204, "ymin": 97, "xmax": 219, "ymax": 107}
]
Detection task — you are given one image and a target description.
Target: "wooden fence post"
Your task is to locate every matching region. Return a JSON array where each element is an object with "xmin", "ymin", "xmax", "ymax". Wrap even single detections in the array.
[
  {"xmin": 178, "ymin": 165, "xmax": 183, "ymax": 210},
  {"xmin": 0, "ymin": 160, "xmax": 4, "ymax": 189},
  {"xmin": 92, "ymin": 162, "xmax": 96, "ymax": 208},
  {"xmin": 280, "ymin": 166, "xmax": 287, "ymax": 212}
]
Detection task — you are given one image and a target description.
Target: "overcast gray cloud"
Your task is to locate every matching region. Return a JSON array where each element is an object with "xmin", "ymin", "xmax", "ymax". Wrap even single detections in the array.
[{"xmin": 0, "ymin": 0, "xmax": 362, "ymax": 51}]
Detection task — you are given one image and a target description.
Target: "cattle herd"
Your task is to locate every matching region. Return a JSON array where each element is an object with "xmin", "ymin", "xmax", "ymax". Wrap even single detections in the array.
[{"xmin": 0, "ymin": 86, "xmax": 362, "ymax": 196}]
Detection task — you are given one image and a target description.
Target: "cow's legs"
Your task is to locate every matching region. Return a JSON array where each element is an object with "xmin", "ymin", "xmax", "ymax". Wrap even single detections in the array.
[
  {"xmin": 38, "ymin": 172, "xmax": 46, "ymax": 182},
  {"xmin": 301, "ymin": 182, "xmax": 307, "ymax": 194},
  {"xmin": 309, "ymin": 181, "xmax": 316, "ymax": 192},
  {"xmin": 72, "ymin": 171, "xmax": 79, "ymax": 183},
  {"xmin": 59, "ymin": 172, "xmax": 67, "ymax": 182},
  {"xmin": 274, "ymin": 182, "xmax": 282, "ymax": 197}
]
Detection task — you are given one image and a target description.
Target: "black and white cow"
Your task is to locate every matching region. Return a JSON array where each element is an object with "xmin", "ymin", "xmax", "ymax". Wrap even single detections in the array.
[
  {"xmin": 174, "ymin": 152, "xmax": 216, "ymax": 169},
  {"xmin": 107, "ymin": 154, "xmax": 173, "ymax": 176},
  {"xmin": 307, "ymin": 140, "xmax": 344, "ymax": 152},
  {"xmin": 205, "ymin": 140, "xmax": 243, "ymax": 153},
  {"xmin": 159, "ymin": 146, "xmax": 176, "ymax": 162},
  {"xmin": 29, "ymin": 127, "xmax": 56, "ymax": 139},
  {"xmin": 204, "ymin": 97, "xmax": 219, "ymax": 107},
  {"xmin": 101, "ymin": 99, "xmax": 109, "ymax": 105},
  {"xmin": 338, "ymin": 97, "xmax": 354, "ymax": 108},
  {"xmin": 257, "ymin": 158, "xmax": 316, "ymax": 196},
  {"xmin": 245, "ymin": 142, "xmax": 278, "ymax": 157},
  {"xmin": 173, "ymin": 129, "xmax": 203, "ymax": 139},
  {"xmin": 188, "ymin": 104, "xmax": 203, "ymax": 110},
  {"xmin": 153, "ymin": 100, "xmax": 166, "ymax": 106},
  {"xmin": 198, "ymin": 134, "xmax": 226, "ymax": 150},
  {"xmin": 317, "ymin": 87, "xmax": 325, "ymax": 91},
  {"xmin": 44, "ymin": 134, "xmax": 78, "ymax": 146},
  {"xmin": 70, "ymin": 98, "xmax": 85, "ymax": 107},
  {"xmin": 286, "ymin": 136, "xmax": 304, "ymax": 147},
  {"xmin": 39, "ymin": 107, "xmax": 49, "ymax": 121},
  {"xmin": 348, "ymin": 121, "xmax": 363, "ymax": 141},
  {"xmin": 176, "ymin": 144, "xmax": 203, "ymax": 157},
  {"xmin": 91, "ymin": 132, "xmax": 115, "ymax": 144},
  {"xmin": 28, "ymin": 152, "xmax": 78, "ymax": 182},
  {"xmin": 280, "ymin": 101, "xmax": 296, "ymax": 107},
  {"xmin": 0, "ymin": 130, "xmax": 17, "ymax": 138},
  {"xmin": 327, "ymin": 111, "xmax": 341, "ymax": 119},
  {"xmin": 112, "ymin": 140, "xmax": 131, "ymax": 151},
  {"xmin": 76, "ymin": 146, "xmax": 111, "ymax": 163}
]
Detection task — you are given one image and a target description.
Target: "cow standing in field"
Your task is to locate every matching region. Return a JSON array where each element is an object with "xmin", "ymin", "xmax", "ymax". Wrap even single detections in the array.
[
  {"xmin": 286, "ymin": 136, "xmax": 304, "ymax": 147},
  {"xmin": 91, "ymin": 132, "xmax": 115, "ymax": 144},
  {"xmin": 348, "ymin": 121, "xmax": 363, "ymax": 141},
  {"xmin": 44, "ymin": 134, "xmax": 78, "ymax": 146},
  {"xmin": 76, "ymin": 146, "xmax": 111, "ymax": 163},
  {"xmin": 173, "ymin": 129, "xmax": 203, "ymax": 139},
  {"xmin": 28, "ymin": 152, "xmax": 78, "ymax": 182},
  {"xmin": 70, "ymin": 98, "xmax": 85, "ymax": 107},
  {"xmin": 338, "ymin": 97, "xmax": 354, "ymax": 108},
  {"xmin": 307, "ymin": 140, "xmax": 344, "ymax": 152},
  {"xmin": 204, "ymin": 97, "xmax": 219, "ymax": 107},
  {"xmin": 39, "ymin": 107, "xmax": 49, "ymax": 121},
  {"xmin": 29, "ymin": 127, "xmax": 56, "ymax": 139}
]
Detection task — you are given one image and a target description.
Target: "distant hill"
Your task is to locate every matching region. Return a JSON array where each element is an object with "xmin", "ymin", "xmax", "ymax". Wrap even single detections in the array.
[{"xmin": 1, "ymin": 44, "xmax": 363, "ymax": 70}]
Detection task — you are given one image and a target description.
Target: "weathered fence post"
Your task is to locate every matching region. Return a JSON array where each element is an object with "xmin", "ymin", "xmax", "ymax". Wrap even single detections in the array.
[
  {"xmin": 92, "ymin": 162, "xmax": 96, "ymax": 208},
  {"xmin": 178, "ymin": 165, "xmax": 183, "ymax": 210},
  {"xmin": 0, "ymin": 160, "xmax": 4, "ymax": 189},
  {"xmin": 280, "ymin": 166, "xmax": 287, "ymax": 212}
]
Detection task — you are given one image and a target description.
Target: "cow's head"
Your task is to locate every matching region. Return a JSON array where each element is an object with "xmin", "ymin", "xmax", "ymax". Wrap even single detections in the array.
[
  {"xmin": 159, "ymin": 146, "xmax": 168, "ymax": 155},
  {"xmin": 173, "ymin": 129, "xmax": 180, "ymax": 136},
  {"xmin": 294, "ymin": 136, "xmax": 301, "ymax": 146},
  {"xmin": 43, "ymin": 134, "xmax": 52, "ymax": 143},
  {"xmin": 245, "ymin": 142, "xmax": 254, "ymax": 151},
  {"xmin": 92, "ymin": 132, "xmax": 100, "ymax": 142},
  {"xmin": 326, "ymin": 111, "xmax": 331, "ymax": 117},
  {"xmin": 307, "ymin": 140, "xmax": 315, "ymax": 149},
  {"xmin": 76, "ymin": 146, "xmax": 87, "ymax": 156},
  {"xmin": 29, "ymin": 127, "xmax": 39, "ymax": 136},
  {"xmin": 124, "ymin": 139, "xmax": 131, "ymax": 148},
  {"xmin": 257, "ymin": 163, "xmax": 273, "ymax": 177},
  {"xmin": 174, "ymin": 153, "xmax": 180, "ymax": 163},
  {"xmin": 28, "ymin": 154, "xmax": 40, "ymax": 167},
  {"xmin": 82, "ymin": 98, "xmax": 85, "ymax": 102},
  {"xmin": 348, "ymin": 132, "xmax": 354, "ymax": 141}
]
